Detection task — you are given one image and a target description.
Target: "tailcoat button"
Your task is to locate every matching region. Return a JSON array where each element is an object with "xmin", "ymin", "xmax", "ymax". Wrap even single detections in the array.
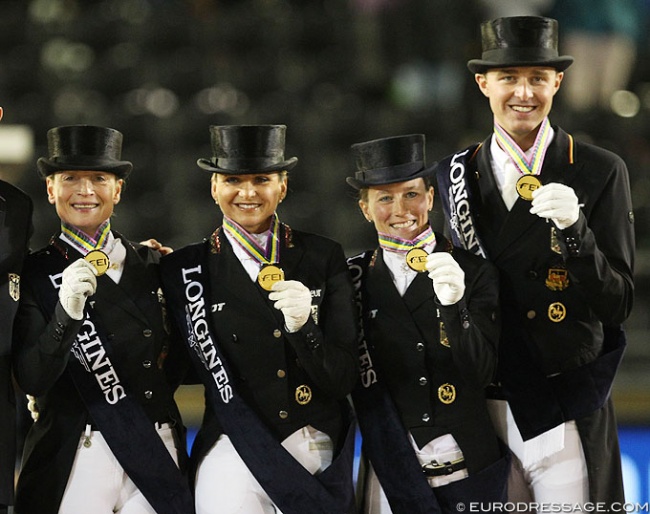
[
  {"xmin": 279, "ymin": 410, "xmax": 288, "ymax": 419},
  {"xmin": 273, "ymin": 329, "xmax": 282, "ymax": 338},
  {"xmin": 143, "ymin": 329, "xmax": 153, "ymax": 337},
  {"xmin": 277, "ymin": 369, "xmax": 286, "ymax": 378},
  {"xmin": 527, "ymin": 310, "xmax": 536, "ymax": 319},
  {"xmin": 144, "ymin": 390, "xmax": 153, "ymax": 399},
  {"xmin": 419, "ymin": 377, "xmax": 428, "ymax": 386},
  {"xmin": 142, "ymin": 360, "xmax": 152, "ymax": 369},
  {"xmin": 416, "ymin": 342, "xmax": 425, "ymax": 351},
  {"xmin": 422, "ymin": 413, "xmax": 430, "ymax": 422}
]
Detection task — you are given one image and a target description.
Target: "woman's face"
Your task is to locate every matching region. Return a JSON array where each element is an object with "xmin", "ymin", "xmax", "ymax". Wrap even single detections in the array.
[
  {"xmin": 211, "ymin": 172, "xmax": 287, "ymax": 233},
  {"xmin": 46, "ymin": 170, "xmax": 122, "ymax": 236},
  {"xmin": 359, "ymin": 178, "xmax": 434, "ymax": 240}
]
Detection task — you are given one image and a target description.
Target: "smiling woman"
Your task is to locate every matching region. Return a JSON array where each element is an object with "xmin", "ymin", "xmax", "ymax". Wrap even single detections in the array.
[
  {"xmin": 11, "ymin": 125, "xmax": 193, "ymax": 514},
  {"xmin": 158, "ymin": 124, "xmax": 359, "ymax": 514},
  {"xmin": 345, "ymin": 133, "xmax": 509, "ymax": 513}
]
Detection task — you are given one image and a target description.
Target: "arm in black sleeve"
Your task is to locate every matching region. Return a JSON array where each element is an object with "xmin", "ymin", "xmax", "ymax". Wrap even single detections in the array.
[
  {"xmin": 284, "ymin": 245, "xmax": 359, "ymax": 399},
  {"xmin": 556, "ymin": 158, "xmax": 634, "ymax": 325},
  {"xmin": 437, "ymin": 253, "xmax": 500, "ymax": 387},
  {"xmin": 12, "ymin": 283, "xmax": 83, "ymax": 396}
]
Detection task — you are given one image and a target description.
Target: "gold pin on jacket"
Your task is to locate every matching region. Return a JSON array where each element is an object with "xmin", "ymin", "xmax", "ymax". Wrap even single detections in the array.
[
  {"xmin": 437, "ymin": 383, "xmax": 456, "ymax": 404},
  {"xmin": 548, "ymin": 302, "xmax": 566, "ymax": 322},
  {"xmin": 545, "ymin": 267, "xmax": 569, "ymax": 291},
  {"xmin": 295, "ymin": 385, "xmax": 312, "ymax": 405}
]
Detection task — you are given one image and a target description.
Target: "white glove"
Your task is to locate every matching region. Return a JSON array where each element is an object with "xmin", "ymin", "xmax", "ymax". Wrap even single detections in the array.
[
  {"xmin": 425, "ymin": 252, "xmax": 465, "ymax": 306},
  {"xmin": 268, "ymin": 280, "xmax": 312, "ymax": 333},
  {"xmin": 59, "ymin": 258, "xmax": 98, "ymax": 320},
  {"xmin": 530, "ymin": 183, "xmax": 580, "ymax": 230}
]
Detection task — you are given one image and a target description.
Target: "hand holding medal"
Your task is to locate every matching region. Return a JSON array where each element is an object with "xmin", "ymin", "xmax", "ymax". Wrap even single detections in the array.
[
  {"xmin": 425, "ymin": 253, "xmax": 465, "ymax": 306},
  {"xmin": 529, "ymin": 183, "xmax": 580, "ymax": 230},
  {"xmin": 59, "ymin": 258, "xmax": 98, "ymax": 320},
  {"xmin": 268, "ymin": 280, "xmax": 312, "ymax": 333}
]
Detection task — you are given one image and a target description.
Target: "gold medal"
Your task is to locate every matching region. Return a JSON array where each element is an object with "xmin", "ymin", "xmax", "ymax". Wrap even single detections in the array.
[
  {"xmin": 85, "ymin": 249, "xmax": 110, "ymax": 276},
  {"xmin": 258, "ymin": 264, "xmax": 284, "ymax": 291},
  {"xmin": 548, "ymin": 302, "xmax": 566, "ymax": 322},
  {"xmin": 295, "ymin": 385, "xmax": 312, "ymax": 405},
  {"xmin": 515, "ymin": 175, "xmax": 542, "ymax": 201},
  {"xmin": 405, "ymin": 247, "xmax": 429, "ymax": 273}
]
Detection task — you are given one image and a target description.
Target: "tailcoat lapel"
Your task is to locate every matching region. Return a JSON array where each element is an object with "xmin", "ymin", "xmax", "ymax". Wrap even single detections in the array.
[
  {"xmin": 208, "ymin": 232, "xmax": 279, "ymax": 326},
  {"xmin": 366, "ymin": 251, "xmax": 413, "ymax": 324},
  {"xmin": 275, "ymin": 224, "xmax": 305, "ymax": 280},
  {"xmin": 92, "ymin": 239, "xmax": 153, "ymax": 327},
  {"xmin": 365, "ymin": 251, "xmax": 434, "ymax": 345},
  {"xmin": 474, "ymin": 129, "xmax": 578, "ymax": 260}
]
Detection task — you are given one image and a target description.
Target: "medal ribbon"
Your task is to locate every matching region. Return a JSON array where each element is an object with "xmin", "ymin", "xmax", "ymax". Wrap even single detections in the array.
[
  {"xmin": 494, "ymin": 117, "xmax": 551, "ymax": 176},
  {"xmin": 61, "ymin": 219, "xmax": 111, "ymax": 254},
  {"xmin": 222, "ymin": 214, "xmax": 281, "ymax": 265},
  {"xmin": 377, "ymin": 225, "xmax": 436, "ymax": 254}
]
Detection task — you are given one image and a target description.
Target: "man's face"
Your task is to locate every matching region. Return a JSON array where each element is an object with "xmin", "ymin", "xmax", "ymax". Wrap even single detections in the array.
[{"xmin": 475, "ymin": 67, "xmax": 563, "ymax": 150}]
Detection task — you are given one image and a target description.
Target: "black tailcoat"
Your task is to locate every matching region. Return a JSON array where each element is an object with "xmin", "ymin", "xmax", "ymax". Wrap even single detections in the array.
[
  {"xmin": 349, "ymin": 235, "xmax": 506, "ymax": 510},
  {"xmin": 0, "ymin": 180, "xmax": 32, "ymax": 508},
  {"xmin": 183, "ymin": 227, "xmax": 359, "ymax": 479},
  {"xmin": 439, "ymin": 127, "xmax": 634, "ymax": 502},
  {"xmin": 11, "ymin": 235, "xmax": 188, "ymax": 514}
]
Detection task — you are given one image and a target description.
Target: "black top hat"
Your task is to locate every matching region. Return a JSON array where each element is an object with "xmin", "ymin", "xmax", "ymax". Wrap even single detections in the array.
[
  {"xmin": 197, "ymin": 125, "xmax": 298, "ymax": 174},
  {"xmin": 467, "ymin": 16, "xmax": 573, "ymax": 74},
  {"xmin": 37, "ymin": 125, "xmax": 132, "ymax": 179},
  {"xmin": 346, "ymin": 134, "xmax": 436, "ymax": 190}
]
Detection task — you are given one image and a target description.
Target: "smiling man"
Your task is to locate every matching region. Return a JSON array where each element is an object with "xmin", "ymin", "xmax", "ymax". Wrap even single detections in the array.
[{"xmin": 436, "ymin": 16, "xmax": 634, "ymax": 509}]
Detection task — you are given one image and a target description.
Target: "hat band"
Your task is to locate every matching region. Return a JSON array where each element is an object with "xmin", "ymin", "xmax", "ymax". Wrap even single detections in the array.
[
  {"xmin": 216, "ymin": 156, "xmax": 285, "ymax": 171},
  {"xmin": 481, "ymin": 47, "xmax": 559, "ymax": 63},
  {"xmin": 51, "ymin": 154, "xmax": 122, "ymax": 164},
  {"xmin": 356, "ymin": 160, "xmax": 425, "ymax": 184}
]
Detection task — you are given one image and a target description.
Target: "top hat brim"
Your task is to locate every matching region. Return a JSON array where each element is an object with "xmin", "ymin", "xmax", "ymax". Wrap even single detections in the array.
[
  {"xmin": 346, "ymin": 162, "xmax": 437, "ymax": 190},
  {"xmin": 467, "ymin": 55, "xmax": 574, "ymax": 74},
  {"xmin": 197, "ymin": 156, "xmax": 298, "ymax": 174},
  {"xmin": 37, "ymin": 157, "xmax": 133, "ymax": 179}
]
